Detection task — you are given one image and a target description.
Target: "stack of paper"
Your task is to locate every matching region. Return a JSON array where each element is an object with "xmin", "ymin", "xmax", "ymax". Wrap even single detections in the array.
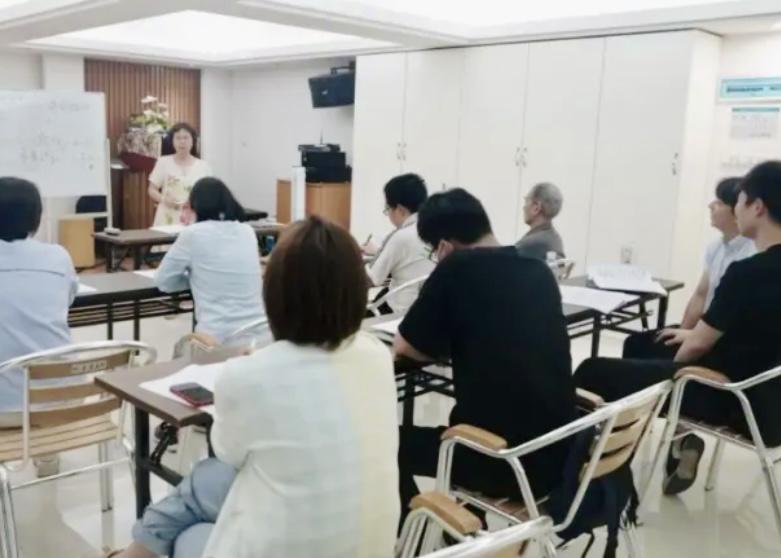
[
  {"xmin": 134, "ymin": 269, "xmax": 157, "ymax": 280},
  {"xmin": 150, "ymin": 224, "xmax": 185, "ymax": 235},
  {"xmin": 140, "ymin": 362, "xmax": 224, "ymax": 415},
  {"xmin": 587, "ymin": 264, "xmax": 667, "ymax": 296},
  {"xmin": 560, "ymin": 285, "xmax": 639, "ymax": 314},
  {"xmin": 77, "ymin": 283, "xmax": 97, "ymax": 294}
]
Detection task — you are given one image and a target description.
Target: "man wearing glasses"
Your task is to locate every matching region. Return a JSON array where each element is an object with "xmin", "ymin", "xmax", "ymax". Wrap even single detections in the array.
[
  {"xmin": 393, "ymin": 187, "xmax": 576, "ymax": 520},
  {"xmin": 364, "ymin": 173, "xmax": 434, "ymax": 314}
]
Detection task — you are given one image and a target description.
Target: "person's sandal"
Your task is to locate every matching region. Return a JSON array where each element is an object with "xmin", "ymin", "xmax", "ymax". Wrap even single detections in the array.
[{"xmin": 663, "ymin": 433, "xmax": 705, "ymax": 496}]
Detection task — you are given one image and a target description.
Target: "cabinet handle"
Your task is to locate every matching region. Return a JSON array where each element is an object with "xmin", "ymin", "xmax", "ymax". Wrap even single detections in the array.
[
  {"xmin": 672, "ymin": 152, "xmax": 679, "ymax": 176},
  {"xmin": 402, "ymin": 141, "xmax": 407, "ymax": 161},
  {"xmin": 521, "ymin": 147, "xmax": 528, "ymax": 168},
  {"xmin": 396, "ymin": 142, "xmax": 401, "ymax": 161},
  {"xmin": 514, "ymin": 147, "xmax": 521, "ymax": 167}
]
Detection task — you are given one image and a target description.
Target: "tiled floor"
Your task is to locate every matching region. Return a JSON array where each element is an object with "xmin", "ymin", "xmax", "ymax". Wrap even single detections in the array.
[{"xmin": 5, "ymin": 314, "xmax": 781, "ymax": 557}]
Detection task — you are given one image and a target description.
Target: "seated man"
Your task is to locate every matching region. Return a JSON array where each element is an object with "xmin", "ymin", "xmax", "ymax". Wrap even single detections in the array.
[
  {"xmin": 515, "ymin": 182, "xmax": 565, "ymax": 261},
  {"xmin": 0, "ymin": 178, "xmax": 77, "ymax": 476},
  {"xmin": 576, "ymin": 161, "xmax": 781, "ymax": 495},
  {"xmin": 624, "ymin": 177, "xmax": 755, "ymax": 359},
  {"xmin": 394, "ymin": 188, "xmax": 576, "ymax": 517},
  {"xmin": 365, "ymin": 173, "xmax": 434, "ymax": 314}
]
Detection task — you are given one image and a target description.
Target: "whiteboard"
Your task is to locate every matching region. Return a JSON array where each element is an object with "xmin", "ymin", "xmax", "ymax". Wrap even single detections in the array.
[{"xmin": 0, "ymin": 90, "xmax": 107, "ymax": 198}]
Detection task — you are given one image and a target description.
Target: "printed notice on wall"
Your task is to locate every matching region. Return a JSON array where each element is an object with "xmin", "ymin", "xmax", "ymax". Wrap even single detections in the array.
[{"xmin": 730, "ymin": 106, "xmax": 780, "ymax": 140}]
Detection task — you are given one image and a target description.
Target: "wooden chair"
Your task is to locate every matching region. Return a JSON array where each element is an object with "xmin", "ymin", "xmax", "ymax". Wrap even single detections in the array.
[
  {"xmin": 397, "ymin": 492, "xmax": 553, "ymax": 558},
  {"xmin": 642, "ymin": 365, "xmax": 781, "ymax": 538},
  {"xmin": 367, "ymin": 275, "xmax": 430, "ymax": 316},
  {"xmin": 428, "ymin": 382, "xmax": 671, "ymax": 557},
  {"xmin": 0, "ymin": 340, "xmax": 157, "ymax": 558}
]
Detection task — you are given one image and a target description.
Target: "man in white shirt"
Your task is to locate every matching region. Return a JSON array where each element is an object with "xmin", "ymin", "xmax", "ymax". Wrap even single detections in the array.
[
  {"xmin": 623, "ymin": 177, "xmax": 755, "ymax": 359},
  {"xmin": 364, "ymin": 174, "xmax": 434, "ymax": 314}
]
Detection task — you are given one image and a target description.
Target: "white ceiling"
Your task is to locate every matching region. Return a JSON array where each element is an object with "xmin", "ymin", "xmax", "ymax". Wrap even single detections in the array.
[{"xmin": 2, "ymin": 0, "xmax": 781, "ymax": 67}]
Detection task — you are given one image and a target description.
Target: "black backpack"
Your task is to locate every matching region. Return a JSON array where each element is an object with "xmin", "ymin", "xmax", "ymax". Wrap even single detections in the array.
[{"xmin": 546, "ymin": 427, "xmax": 639, "ymax": 558}]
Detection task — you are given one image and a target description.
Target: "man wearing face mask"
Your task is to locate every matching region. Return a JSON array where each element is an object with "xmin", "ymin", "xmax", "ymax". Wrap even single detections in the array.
[
  {"xmin": 365, "ymin": 173, "xmax": 435, "ymax": 314},
  {"xmin": 393, "ymin": 188, "xmax": 576, "ymax": 518}
]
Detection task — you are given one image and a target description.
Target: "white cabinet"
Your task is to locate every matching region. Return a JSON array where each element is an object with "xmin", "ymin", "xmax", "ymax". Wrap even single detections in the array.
[
  {"xmin": 457, "ymin": 44, "xmax": 528, "ymax": 244},
  {"xmin": 350, "ymin": 53, "xmax": 406, "ymax": 240},
  {"xmin": 351, "ymin": 50, "xmax": 463, "ymax": 240},
  {"xmin": 586, "ymin": 32, "xmax": 717, "ymax": 280},
  {"xmin": 520, "ymin": 38, "xmax": 605, "ymax": 270},
  {"xmin": 403, "ymin": 50, "xmax": 464, "ymax": 193}
]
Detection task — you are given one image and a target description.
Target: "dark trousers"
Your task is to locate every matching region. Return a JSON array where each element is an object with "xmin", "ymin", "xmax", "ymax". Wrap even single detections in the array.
[
  {"xmin": 575, "ymin": 357, "xmax": 741, "ymax": 431},
  {"xmin": 398, "ymin": 426, "xmax": 445, "ymax": 523},
  {"xmin": 622, "ymin": 328, "xmax": 679, "ymax": 360}
]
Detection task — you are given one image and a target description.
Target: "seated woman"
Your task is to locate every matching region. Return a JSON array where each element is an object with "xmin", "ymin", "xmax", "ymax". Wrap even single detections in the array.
[
  {"xmin": 112, "ymin": 216, "xmax": 400, "ymax": 558},
  {"xmin": 155, "ymin": 177, "xmax": 265, "ymax": 344}
]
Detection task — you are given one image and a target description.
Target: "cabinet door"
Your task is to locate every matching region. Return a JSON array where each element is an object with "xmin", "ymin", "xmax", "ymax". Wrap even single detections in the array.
[
  {"xmin": 402, "ymin": 49, "xmax": 464, "ymax": 193},
  {"xmin": 520, "ymin": 38, "xmax": 605, "ymax": 270},
  {"xmin": 587, "ymin": 33, "xmax": 691, "ymax": 275},
  {"xmin": 351, "ymin": 53, "xmax": 406, "ymax": 240},
  {"xmin": 457, "ymin": 44, "xmax": 528, "ymax": 244}
]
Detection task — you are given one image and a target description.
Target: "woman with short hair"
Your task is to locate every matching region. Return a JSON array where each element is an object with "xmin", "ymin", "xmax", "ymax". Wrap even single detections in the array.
[{"xmin": 112, "ymin": 216, "xmax": 399, "ymax": 558}]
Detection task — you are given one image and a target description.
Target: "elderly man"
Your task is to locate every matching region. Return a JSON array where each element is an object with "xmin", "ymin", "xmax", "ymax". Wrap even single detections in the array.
[{"xmin": 515, "ymin": 182, "xmax": 565, "ymax": 261}]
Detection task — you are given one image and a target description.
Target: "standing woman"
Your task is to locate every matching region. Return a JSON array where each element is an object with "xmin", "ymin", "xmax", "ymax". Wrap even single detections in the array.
[{"xmin": 148, "ymin": 122, "xmax": 212, "ymax": 227}]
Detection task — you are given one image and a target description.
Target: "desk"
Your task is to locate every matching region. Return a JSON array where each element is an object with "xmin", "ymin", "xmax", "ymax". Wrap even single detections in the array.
[
  {"xmin": 71, "ymin": 273, "xmax": 192, "ymax": 339},
  {"xmin": 95, "ymin": 223, "xmax": 283, "ymax": 272}
]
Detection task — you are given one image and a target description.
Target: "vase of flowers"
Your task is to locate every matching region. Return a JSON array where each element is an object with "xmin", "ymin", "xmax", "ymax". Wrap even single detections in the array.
[{"xmin": 118, "ymin": 96, "xmax": 171, "ymax": 172}]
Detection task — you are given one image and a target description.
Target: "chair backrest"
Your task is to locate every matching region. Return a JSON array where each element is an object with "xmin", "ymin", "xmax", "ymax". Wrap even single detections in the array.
[
  {"xmin": 547, "ymin": 258, "xmax": 575, "ymax": 281},
  {"xmin": 0, "ymin": 341, "xmax": 156, "ymax": 462},
  {"xmin": 367, "ymin": 275, "xmax": 429, "ymax": 315},
  {"xmin": 223, "ymin": 317, "xmax": 271, "ymax": 346},
  {"xmin": 419, "ymin": 517, "xmax": 553, "ymax": 558}
]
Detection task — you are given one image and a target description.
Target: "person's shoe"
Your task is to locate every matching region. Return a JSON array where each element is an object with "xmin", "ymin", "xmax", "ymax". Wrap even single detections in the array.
[
  {"xmin": 663, "ymin": 433, "xmax": 705, "ymax": 496},
  {"xmin": 34, "ymin": 455, "xmax": 60, "ymax": 478}
]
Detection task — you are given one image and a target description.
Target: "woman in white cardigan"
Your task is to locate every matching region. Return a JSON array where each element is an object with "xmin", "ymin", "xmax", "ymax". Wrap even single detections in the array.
[{"xmin": 111, "ymin": 217, "xmax": 399, "ymax": 558}]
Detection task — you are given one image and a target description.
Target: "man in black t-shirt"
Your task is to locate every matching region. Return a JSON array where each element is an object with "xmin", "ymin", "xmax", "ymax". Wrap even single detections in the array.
[
  {"xmin": 393, "ymin": 188, "xmax": 576, "ymax": 518},
  {"xmin": 576, "ymin": 160, "xmax": 781, "ymax": 496}
]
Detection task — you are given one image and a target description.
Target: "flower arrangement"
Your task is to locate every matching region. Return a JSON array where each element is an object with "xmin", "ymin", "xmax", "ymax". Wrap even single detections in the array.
[{"xmin": 128, "ymin": 96, "xmax": 170, "ymax": 135}]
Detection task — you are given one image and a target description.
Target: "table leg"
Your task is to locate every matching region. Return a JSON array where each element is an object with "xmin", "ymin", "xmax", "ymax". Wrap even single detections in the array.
[
  {"xmin": 107, "ymin": 302, "xmax": 114, "ymax": 340},
  {"xmin": 134, "ymin": 407, "xmax": 151, "ymax": 519},
  {"xmin": 639, "ymin": 302, "xmax": 649, "ymax": 330},
  {"xmin": 105, "ymin": 242, "xmax": 114, "ymax": 273},
  {"xmin": 133, "ymin": 247, "xmax": 143, "ymax": 270},
  {"xmin": 133, "ymin": 300, "xmax": 141, "ymax": 341},
  {"xmin": 590, "ymin": 315, "xmax": 602, "ymax": 358},
  {"xmin": 657, "ymin": 296, "xmax": 669, "ymax": 329}
]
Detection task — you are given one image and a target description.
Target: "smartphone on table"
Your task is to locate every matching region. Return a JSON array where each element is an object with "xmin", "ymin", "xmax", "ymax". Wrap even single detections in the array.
[{"xmin": 170, "ymin": 382, "xmax": 214, "ymax": 407}]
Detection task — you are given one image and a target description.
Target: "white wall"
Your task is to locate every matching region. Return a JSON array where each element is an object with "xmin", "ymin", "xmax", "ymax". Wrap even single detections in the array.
[
  {"xmin": 201, "ymin": 69, "xmax": 234, "ymax": 187},
  {"xmin": 229, "ymin": 59, "xmax": 354, "ymax": 214},
  {"xmin": 0, "ymin": 51, "xmax": 42, "ymax": 89}
]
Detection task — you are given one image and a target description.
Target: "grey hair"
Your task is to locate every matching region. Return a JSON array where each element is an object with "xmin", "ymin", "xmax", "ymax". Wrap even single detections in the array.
[{"xmin": 529, "ymin": 182, "xmax": 563, "ymax": 219}]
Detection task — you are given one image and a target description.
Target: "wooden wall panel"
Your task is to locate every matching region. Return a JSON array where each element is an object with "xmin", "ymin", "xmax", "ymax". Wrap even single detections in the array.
[{"xmin": 85, "ymin": 60, "xmax": 201, "ymax": 229}]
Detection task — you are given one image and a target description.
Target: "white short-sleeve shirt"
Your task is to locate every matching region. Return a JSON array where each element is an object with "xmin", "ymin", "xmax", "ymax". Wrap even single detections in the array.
[
  {"xmin": 704, "ymin": 235, "xmax": 756, "ymax": 309},
  {"xmin": 367, "ymin": 214, "xmax": 434, "ymax": 313},
  {"xmin": 149, "ymin": 155, "xmax": 212, "ymax": 226}
]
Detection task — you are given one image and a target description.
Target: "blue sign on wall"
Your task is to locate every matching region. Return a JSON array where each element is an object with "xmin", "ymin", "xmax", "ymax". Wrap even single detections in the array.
[{"xmin": 720, "ymin": 78, "xmax": 781, "ymax": 100}]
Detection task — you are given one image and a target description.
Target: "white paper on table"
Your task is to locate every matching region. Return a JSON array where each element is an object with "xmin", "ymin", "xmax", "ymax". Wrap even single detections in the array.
[
  {"xmin": 370, "ymin": 318, "xmax": 403, "ymax": 337},
  {"xmin": 134, "ymin": 269, "xmax": 157, "ymax": 280},
  {"xmin": 587, "ymin": 264, "xmax": 667, "ymax": 296},
  {"xmin": 560, "ymin": 285, "xmax": 639, "ymax": 315},
  {"xmin": 77, "ymin": 283, "xmax": 97, "ymax": 294},
  {"xmin": 150, "ymin": 224, "xmax": 185, "ymax": 235},
  {"xmin": 139, "ymin": 362, "xmax": 225, "ymax": 416}
]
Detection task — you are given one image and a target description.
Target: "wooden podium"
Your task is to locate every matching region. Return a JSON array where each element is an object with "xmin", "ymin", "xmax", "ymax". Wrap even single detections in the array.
[{"xmin": 276, "ymin": 179, "xmax": 351, "ymax": 230}]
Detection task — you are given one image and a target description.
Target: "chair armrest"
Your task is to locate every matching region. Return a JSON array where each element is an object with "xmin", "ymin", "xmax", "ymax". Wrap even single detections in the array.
[
  {"xmin": 576, "ymin": 388, "xmax": 605, "ymax": 410},
  {"xmin": 442, "ymin": 425, "xmax": 508, "ymax": 451},
  {"xmin": 411, "ymin": 491, "xmax": 482, "ymax": 536}
]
